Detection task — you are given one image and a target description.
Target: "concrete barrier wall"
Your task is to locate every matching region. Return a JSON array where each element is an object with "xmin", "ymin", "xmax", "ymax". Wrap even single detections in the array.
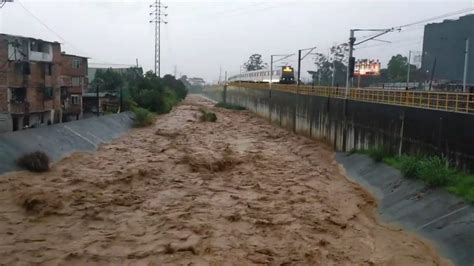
[
  {"xmin": 204, "ymin": 86, "xmax": 474, "ymax": 171},
  {"xmin": 0, "ymin": 112, "xmax": 133, "ymax": 175}
]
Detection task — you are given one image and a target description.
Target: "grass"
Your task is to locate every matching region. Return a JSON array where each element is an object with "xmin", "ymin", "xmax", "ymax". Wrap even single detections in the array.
[
  {"xmin": 133, "ymin": 107, "xmax": 155, "ymax": 127},
  {"xmin": 354, "ymin": 148, "xmax": 474, "ymax": 203},
  {"xmin": 16, "ymin": 151, "xmax": 50, "ymax": 172},
  {"xmin": 214, "ymin": 102, "xmax": 246, "ymax": 110},
  {"xmin": 199, "ymin": 108, "xmax": 217, "ymax": 122}
]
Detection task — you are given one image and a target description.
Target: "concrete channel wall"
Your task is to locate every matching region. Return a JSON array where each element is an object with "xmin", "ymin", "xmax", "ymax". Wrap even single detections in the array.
[
  {"xmin": 0, "ymin": 112, "xmax": 133, "ymax": 175},
  {"xmin": 337, "ymin": 153, "xmax": 474, "ymax": 266},
  {"xmin": 204, "ymin": 86, "xmax": 474, "ymax": 171}
]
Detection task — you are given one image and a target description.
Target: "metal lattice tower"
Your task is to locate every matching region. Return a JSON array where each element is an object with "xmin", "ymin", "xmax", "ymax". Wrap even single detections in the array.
[{"xmin": 149, "ymin": 0, "xmax": 168, "ymax": 77}]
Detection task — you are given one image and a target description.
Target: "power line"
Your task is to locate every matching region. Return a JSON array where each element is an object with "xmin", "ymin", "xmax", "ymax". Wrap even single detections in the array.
[
  {"xmin": 16, "ymin": 0, "xmax": 90, "ymax": 57},
  {"xmin": 397, "ymin": 7, "xmax": 474, "ymax": 28}
]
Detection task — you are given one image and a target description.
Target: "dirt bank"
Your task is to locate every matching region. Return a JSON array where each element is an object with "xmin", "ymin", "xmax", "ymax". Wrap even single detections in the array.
[{"xmin": 0, "ymin": 95, "xmax": 450, "ymax": 265}]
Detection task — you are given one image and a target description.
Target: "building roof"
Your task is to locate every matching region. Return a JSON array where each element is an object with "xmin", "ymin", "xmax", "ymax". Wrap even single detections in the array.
[
  {"xmin": 0, "ymin": 33, "xmax": 60, "ymax": 44},
  {"xmin": 61, "ymin": 52, "xmax": 89, "ymax": 59}
]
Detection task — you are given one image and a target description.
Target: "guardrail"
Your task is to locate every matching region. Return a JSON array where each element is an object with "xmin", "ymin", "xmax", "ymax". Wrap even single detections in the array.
[{"xmin": 228, "ymin": 82, "xmax": 474, "ymax": 114}]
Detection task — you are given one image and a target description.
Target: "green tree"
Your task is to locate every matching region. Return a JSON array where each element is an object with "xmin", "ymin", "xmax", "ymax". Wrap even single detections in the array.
[
  {"xmin": 387, "ymin": 54, "xmax": 419, "ymax": 83},
  {"xmin": 91, "ymin": 68, "xmax": 124, "ymax": 92},
  {"xmin": 244, "ymin": 54, "xmax": 267, "ymax": 71}
]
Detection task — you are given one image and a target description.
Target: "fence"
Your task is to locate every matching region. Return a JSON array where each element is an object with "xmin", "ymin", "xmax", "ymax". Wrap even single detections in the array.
[{"xmin": 228, "ymin": 82, "xmax": 474, "ymax": 114}]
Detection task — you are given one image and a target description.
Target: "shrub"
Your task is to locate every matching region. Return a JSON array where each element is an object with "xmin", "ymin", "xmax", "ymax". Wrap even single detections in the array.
[
  {"xmin": 417, "ymin": 156, "xmax": 452, "ymax": 187},
  {"xmin": 366, "ymin": 148, "xmax": 387, "ymax": 163},
  {"xmin": 16, "ymin": 151, "xmax": 50, "ymax": 172},
  {"xmin": 398, "ymin": 155, "xmax": 420, "ymax": 179},
  {"xmin": 214, "ymin": 102, "xmax": 246, "ymax": 110},
  {"xmin": 133, "ymin": 107, "xmax": 155, "ymax": 127},
  {"xmin": 199, "ymin": 109, "xmax": 217, "ymax": 122}
]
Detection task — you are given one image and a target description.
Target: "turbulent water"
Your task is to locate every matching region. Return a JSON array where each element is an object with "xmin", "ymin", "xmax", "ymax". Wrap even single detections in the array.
[{"xmin": 0, "ymin": 95, "xmax": 449, "ymax": 265}]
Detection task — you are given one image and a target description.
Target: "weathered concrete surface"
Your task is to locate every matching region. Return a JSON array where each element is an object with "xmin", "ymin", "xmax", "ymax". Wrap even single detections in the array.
[
  {"xmin": 0, "ymin": 112, "xmax": 133, "ymax": 175},
  {"xmin": 336, "ymin": 153, "xmax": 474, "ymax": 266}
]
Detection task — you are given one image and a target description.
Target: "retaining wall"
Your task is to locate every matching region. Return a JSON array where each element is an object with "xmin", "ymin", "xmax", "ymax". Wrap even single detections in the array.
[
  {"xmin": 337, "ymin": 153, "xmax": 474, "ymax": 266},
  {"xmin": 204, "ymin": 86, "xmax": 474, "ymax": 171},
  {"xmin": 0, "ymin": 112, "xmax": 133, "ymax": 175}
]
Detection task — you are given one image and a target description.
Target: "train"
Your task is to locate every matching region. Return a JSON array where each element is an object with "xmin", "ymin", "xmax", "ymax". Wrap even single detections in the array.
[{"xmin": 228, "ymin": 66, "xmax": 297, "ymax": 84}]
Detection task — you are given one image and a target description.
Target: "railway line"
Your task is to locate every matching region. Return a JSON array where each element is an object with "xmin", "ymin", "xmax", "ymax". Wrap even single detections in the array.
[{"xmin": 228, "ymin": 82, "xmax": 474, "ymax": 114}]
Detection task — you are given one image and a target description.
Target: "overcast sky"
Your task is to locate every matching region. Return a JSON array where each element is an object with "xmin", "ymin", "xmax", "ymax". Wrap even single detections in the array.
[{"xmin": 0, "ymin": 0, "xmax": 472, "ymax": 82}]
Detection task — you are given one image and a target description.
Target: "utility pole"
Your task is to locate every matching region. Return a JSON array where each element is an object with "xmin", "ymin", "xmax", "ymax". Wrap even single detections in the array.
[
  {"xmin": 149, "ymin": 0, "xmax": 168, "ymax": 77},
  {"xmin": 345, "ymin": 30, "xmax": 355, "ymax": 98},
  {"xmin": 429, "ymin": 57, "xmax": 437, "ymax": 91},
  {"xmin": 297, "ymin": 50, "xmax": 302, "ymax": 86},
  {"xmin": 406, "ymin": 50, "xmax": 412, "ymax": 89},
  {"xmin": 345, "ymin": 28, "xmax": 396, "ymax": 98},
  {"xmin": 463, "ymin": 38, "xmax": 470, "ymax": 92}
]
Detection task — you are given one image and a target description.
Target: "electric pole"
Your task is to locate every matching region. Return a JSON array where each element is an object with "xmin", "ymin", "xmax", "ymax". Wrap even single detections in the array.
[
  {"xmin": 345, "ymin": 28, "xmax": 397, "ymax": 97},
  {"xmin": 406, "ymin": 50, "xmax": 412, "ymax": 89},
  {"xmin": 149, "ymin": 0, "xmax": 168, "ymax": 77},
  {"xmin": 463, "ymin": 38, "xmax": 469, "ymax": 92}
]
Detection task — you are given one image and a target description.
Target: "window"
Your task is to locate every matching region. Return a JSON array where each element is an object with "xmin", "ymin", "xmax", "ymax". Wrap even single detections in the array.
[
  {"xmin": 10, "ymin": 87, "xmax": 27, "ymax": 103},
  {"xmin": 44, "ymin": 63, "xmax": 52, "ymax": 76},
  {"xmin": 72, "ymin": 59, "xmax": 81, "ymax": 69},
  {"xmin": 30, "ymin": 40, "xmax": 49, "ymax": 53},
  {"xmin": 15, "ymin": 62, "xmax": 30, "ymax": 75},
  {"xmin": 71, "ymin": 95, "xmax": 80, "ymax": 105},
  {"xmin": 72, "ymin": 77, "xmax": 81, "ymax": 86},
  {"xmin": 44, "ymin": 87, "xmax": 54, "ymax": 99}
]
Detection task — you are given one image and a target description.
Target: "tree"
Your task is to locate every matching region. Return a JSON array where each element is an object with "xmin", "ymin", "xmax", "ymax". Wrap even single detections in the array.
[
  {"xmin": 308, "ymin": 44, "xmax": 348, "ymax": 87},
  {"xmin": 386, "ymin": 54, "xmax": 419, "ymax": 83},
  {"xmin": 387, "ymin": 54, "xmax": 409, "ymax": 82},
  {"xmin": 244, "ymin": 54, "xmax": 267, "ymax": 71},
  {"xmin": 91, "ymin": 68, "xmax": 124, "ymax": 93}
]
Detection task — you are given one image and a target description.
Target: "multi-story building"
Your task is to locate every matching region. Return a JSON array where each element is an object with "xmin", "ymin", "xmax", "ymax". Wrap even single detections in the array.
[
  {"xmin": 421, "ymin": 14, "xmax": 474, "ymax": 87},
  {"xmin": 0, "ymin": 34, "xmax": 62, "ymax": 132},
  {"xmin": 59, "ymin": 53, "xmax": 88, "ymax": 121}
]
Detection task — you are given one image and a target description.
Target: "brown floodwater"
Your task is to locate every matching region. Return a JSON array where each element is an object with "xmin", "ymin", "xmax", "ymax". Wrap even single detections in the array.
[{"xmin": 0, "ymin": 95, "xmax": 450, "ymax": 265}]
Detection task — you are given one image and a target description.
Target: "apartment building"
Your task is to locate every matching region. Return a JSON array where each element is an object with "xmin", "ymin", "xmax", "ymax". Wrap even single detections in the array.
[
  {"xmin": 0, "ymin": 34, "xmax": 88, "ymax": 133},
  {"xmin": 59, "ymin": 53, "xmax": 88, "ymax": 121},
  {"xmin": 0, "ymin": 34, "xmax": 62, "ymax": 132}
]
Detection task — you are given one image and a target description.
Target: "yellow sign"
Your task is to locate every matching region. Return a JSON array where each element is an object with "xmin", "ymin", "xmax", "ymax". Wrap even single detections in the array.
[{"xmin": 283, "ymin": 66, "xmax": 293, "ymax": 72}]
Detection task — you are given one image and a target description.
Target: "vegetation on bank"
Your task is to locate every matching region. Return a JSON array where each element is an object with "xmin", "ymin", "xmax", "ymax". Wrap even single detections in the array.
[
  {"xmin": 92, "ymin": 69, "xmax": 188, "ymax": 126},
  {"xmin": 132, "ymin": 107, "xmax": 155, "ymax": 127},
  {"xmin": 16, "ymin": 151, "xmax": 50, "ymax": 172},
  {"xmin": 355, "ymin": 148, "xmax": 474, "ymax": 203},
  {"xmin": 199, "ymin": 108, "xmax": 217, "ymax": 122},
  {"xmin": 214, "ymin": 102, "xmax": 246, "ymax": 110}
]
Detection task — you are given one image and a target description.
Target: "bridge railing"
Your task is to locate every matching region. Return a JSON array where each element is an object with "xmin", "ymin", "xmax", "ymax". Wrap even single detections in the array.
[{"xmin": 228, "ymin": 82, "xmax": 474, "ymax": 114}]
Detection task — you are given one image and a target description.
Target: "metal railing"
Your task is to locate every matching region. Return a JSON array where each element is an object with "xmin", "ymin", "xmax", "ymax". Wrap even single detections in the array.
[{"xmin": 229, "ymin": 82, "xmax": 474, "ymax": 114}]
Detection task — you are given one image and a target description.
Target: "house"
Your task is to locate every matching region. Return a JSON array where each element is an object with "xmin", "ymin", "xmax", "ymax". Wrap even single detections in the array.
[
  {"xmin": 0, "ymin": 34, "xmax": 62, "ymax": 132},
  {"xmin": 82, "ymin": 92, "xmax": 119, "ymax": 118},
  {"xmin": 59, "ymin": 53, "xmax": 88, "ymax": 121}
]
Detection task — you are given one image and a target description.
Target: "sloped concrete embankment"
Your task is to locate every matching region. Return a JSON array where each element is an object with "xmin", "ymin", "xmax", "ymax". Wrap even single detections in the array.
[
  {"xmin": 0, "ymin": 112, "xmax": 133, "ymax": 175},
  {"xmin": 336, "ymin": 153, "xmax": 474, "ymax": 266}
]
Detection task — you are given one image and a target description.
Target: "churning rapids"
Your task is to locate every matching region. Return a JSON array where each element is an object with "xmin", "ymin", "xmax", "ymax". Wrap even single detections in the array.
[{"xmin": 0, "ymin": 95, "xmax": 449, "ymax": 265}]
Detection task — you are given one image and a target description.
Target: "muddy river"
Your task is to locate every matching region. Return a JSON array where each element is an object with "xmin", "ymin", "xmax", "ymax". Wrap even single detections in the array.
[{"xmin": 0, "ymin": 95, "xmax": 449, "ymax": 265}]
